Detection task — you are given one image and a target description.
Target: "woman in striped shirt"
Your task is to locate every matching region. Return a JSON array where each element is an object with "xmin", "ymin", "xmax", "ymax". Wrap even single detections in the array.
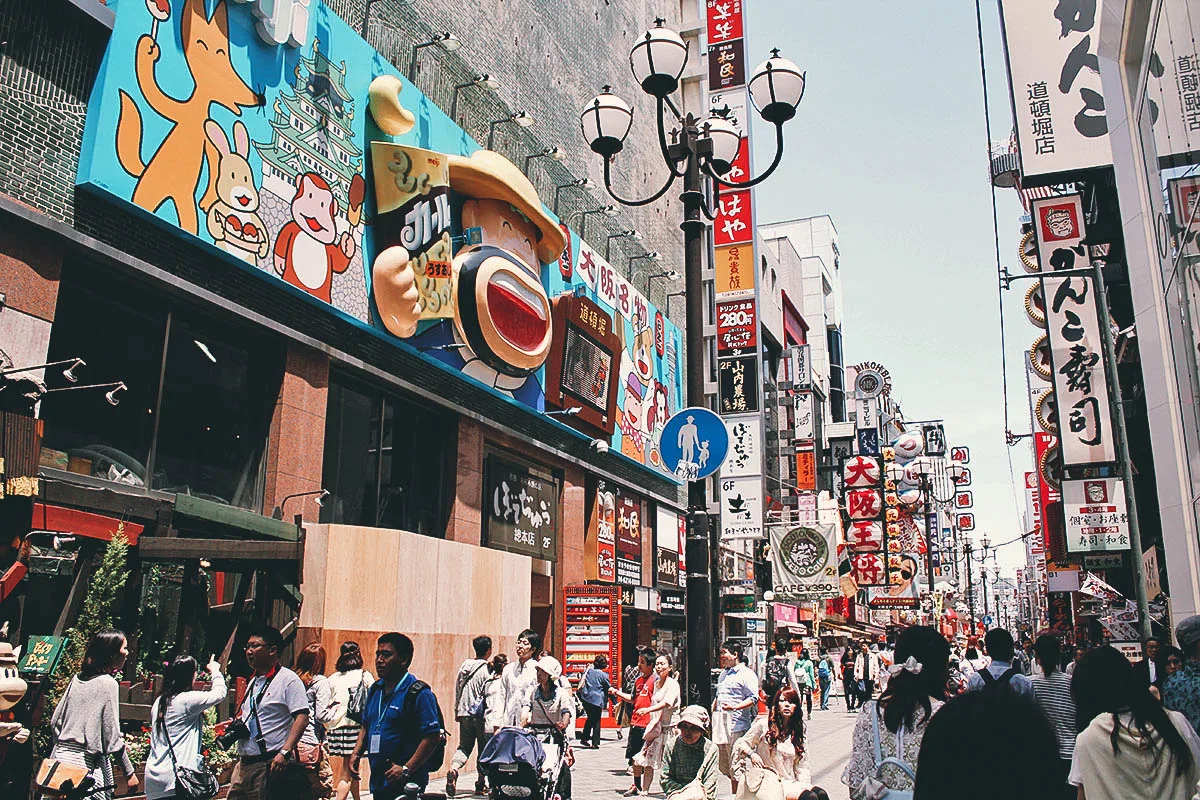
[{"xmin": 1030, "ymin": 634, "xmax": 1076, "ymax": 800}]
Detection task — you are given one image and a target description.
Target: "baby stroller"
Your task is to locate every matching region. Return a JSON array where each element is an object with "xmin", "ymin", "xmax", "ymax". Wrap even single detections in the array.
[{"xmin": 479, "ymin": 726, "xmax": 570, "ymax": 800}]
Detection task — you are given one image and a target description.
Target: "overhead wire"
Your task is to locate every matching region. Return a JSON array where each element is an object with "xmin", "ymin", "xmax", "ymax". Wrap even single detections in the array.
[{"xmin": 974, "ymin": 0, "xmax": 1033, "ymax": 544}]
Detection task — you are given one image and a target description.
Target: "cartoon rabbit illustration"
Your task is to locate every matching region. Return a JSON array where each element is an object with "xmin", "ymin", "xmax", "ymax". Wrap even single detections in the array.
[{"xmin": 204, "ymin": 119, "xmax": 270, "ymax": 263}]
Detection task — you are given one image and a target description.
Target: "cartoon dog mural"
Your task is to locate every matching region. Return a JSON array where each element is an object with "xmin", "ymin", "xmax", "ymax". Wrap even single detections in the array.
[{"xmin": 116, "ymin": 0, "xmax": 257, "ymax": 234}]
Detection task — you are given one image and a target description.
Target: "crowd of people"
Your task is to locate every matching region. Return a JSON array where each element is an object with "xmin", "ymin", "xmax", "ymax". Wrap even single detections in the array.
[{"xmin": 41, "ymin": 617, "xmax": 1200, "ymax": 800}]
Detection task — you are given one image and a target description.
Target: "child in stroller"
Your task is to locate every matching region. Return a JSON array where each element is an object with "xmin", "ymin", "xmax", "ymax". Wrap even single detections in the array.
[
  {"xmin": 479, "ymin": 725, "xmax": 570, "ymax": 800},
  {"xmin": 480, "ymin": 656, "xmax": 575, "ymax": 800}
]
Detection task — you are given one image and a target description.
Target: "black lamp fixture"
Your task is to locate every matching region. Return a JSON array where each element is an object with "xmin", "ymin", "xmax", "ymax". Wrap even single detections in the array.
[
  {"xmin": 40, "ymin": 380, "xmax": 127, "ymax": 406},
  {"xmin": 450, "ymin": 73, "xmax": 499, "ymax": 120},
  {"xmin": 272, "ymin": 488, "xmax": 331, "ymax": 520},
  {"xmin": 628, "ymin": 251, "xmax": 661, "ymax": 272},
  {"xmin": 545, "ymin": 406, "xmax": 583, "ymax": 418},
  {"xmin": 1, "ymin": 357, "xmax": 86, "ymax": 383},
  {"xmin": 486, "ymin": 111, "xmax": 535, "ymax": 149},
  {"xmin": 553, "ymin": 177, "xmax": 592, "ymax": 215},
  {"xmin": 524, "ymin": 146, "xmax": 568, "ymax": 173},
  {"xmin": 580, "ymin": 18, "xmax": 803, "ymax": 709},
  {"xmin": 643, "ymin": 269, "xmax": 679, "ymax": 294},
  {"xmin": 578, "ymin": 204, "xmax": 618, "ymax": 241},
  {"xmin": 408, "ymin": 32, "xmax": 461, "ymax": 81},
  {"xmin": 605, "ymin": 229, "xmax": 643, "ymax": 260}
]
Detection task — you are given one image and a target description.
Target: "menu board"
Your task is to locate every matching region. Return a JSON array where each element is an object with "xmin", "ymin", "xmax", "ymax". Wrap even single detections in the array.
[{"xmin": 563, "ymin": 585, "xmax": 622, "ymax": 728}]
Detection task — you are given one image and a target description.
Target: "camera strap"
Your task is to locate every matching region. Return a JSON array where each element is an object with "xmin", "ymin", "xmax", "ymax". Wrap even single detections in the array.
[{"xmin": 246, "ymin": 666, "xmax": 279, "ymax": 755}]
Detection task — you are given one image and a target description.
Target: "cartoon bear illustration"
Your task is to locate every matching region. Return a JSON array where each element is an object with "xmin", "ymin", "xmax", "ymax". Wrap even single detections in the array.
[{"xmin": 273, "ymin": 172, "xmax": 356, "ymax": 303}]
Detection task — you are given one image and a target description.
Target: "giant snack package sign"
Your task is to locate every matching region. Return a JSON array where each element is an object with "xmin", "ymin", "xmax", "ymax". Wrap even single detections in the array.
[{"xmin": 79, "ymin": 0, "xmax": 682, "ymax": 475}]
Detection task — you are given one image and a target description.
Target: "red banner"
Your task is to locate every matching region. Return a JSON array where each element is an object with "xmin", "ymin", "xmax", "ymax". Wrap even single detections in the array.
[{"xmin": 1034, "ymin": 432, "xmax": 1060, "ymax": 549}]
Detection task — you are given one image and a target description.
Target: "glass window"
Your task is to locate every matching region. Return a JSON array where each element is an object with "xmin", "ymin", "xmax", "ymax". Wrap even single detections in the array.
[
  {"xmin": 320, "ymin": 372, "xmax": 451, "ymax": 536},
  {"xmin": 41, "ymin": 275, "xmax": 165, "ymax": 487},
  {"xmin": 150, "ymin": 312, "xmax": 283, "ymax": 507},
  {"xmin": 40, "ymin": 265, "xmax": 283, "ymax": 510}
]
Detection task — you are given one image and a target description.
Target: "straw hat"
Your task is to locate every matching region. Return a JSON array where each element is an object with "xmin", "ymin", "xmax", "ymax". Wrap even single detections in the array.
[
  {"xmin": 0, "ymin": 642, "xmax": 17, "ymax": 669},
  {"xmin": 448, "ymin": 149, "xmax": 568, "ymax": 265}
]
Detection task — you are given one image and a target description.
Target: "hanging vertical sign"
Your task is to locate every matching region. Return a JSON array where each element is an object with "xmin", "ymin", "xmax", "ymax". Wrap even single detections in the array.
[{"xmin": 1032, "ymin": 195, "xmax": 1116, "ymax": 466}]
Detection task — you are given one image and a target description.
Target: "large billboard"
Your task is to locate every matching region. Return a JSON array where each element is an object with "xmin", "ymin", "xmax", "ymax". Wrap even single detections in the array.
[{"xmin": 78, "ymin": 0, "xmax": 683, "ymax": 474}]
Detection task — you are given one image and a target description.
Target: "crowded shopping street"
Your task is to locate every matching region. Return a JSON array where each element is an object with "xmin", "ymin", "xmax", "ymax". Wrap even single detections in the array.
[{"xmin": 2, "ymin": 0, "xmax": 1200, "ymax": 798}]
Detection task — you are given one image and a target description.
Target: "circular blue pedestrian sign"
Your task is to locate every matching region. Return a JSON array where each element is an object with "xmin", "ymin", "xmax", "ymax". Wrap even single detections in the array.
[
  {"xmin": 982, "ymin": 615, "xmax": 993, "ymax": 627},
  {"xmin": 660, "ymin": 407, "xmax": 729, "ymax": 481}
]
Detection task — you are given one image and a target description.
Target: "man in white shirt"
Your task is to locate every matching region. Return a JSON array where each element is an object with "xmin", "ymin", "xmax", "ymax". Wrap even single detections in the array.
[
  {"xmin": 714, "ymin": 641, "xmax": 759, "ymax": 793},
  {"xmin": 228, "ymin": 626, "xmax": 310, "ymax": 800},
  {"xmin": 503, "ymin": 628, "xmax": 541, "ymax": 726}
]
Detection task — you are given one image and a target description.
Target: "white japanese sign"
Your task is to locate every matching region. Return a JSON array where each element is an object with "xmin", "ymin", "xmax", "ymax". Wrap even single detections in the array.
[
  {"xmin": 790, "ymin": 344, "xmax": 811, "ymax": 390},
  {"xmin": 795, "ymin": 392, "xmax": 815, "ymax": 441},
  {"xmin": 1149, "ymin": 0, "xmax": 1200, "ymax": 166},
  {"xmin": 856, "ymin": 396, "xmax": 878, "ymax": 431},
  {"xmin": 770, "ymin": 523, "xmax": 840, "ymax": 601},
  {"xmin": 1064, "ymin": 478, "xmax": 1131, "ymax": 553},
  {"xmin": 722, "ymin": 414, "xmax": 762, "ymax": 478},
  {"xmin": 720, "ymin": 476, "xmax": 763, "ymax": 540},
  {"xmin": 1033, "ymin": 195, "xmax": 1116, "ymax": 466},
  {"xmin": 999, "ymin": 0, "xmax": 1113, "ymax": 181}
]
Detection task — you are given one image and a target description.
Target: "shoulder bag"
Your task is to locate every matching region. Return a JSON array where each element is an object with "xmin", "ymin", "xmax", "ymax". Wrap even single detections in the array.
[
  {"xmin": 856, "ymin": 703, "xmax": 915, "ymax": 800},
  {"xmin": 162, "ymin": 716, "xmax": 219, "ymax": 799},
  {"xmin": 35, "ymin": 679, "xmax": 93, "ymax": 797}
]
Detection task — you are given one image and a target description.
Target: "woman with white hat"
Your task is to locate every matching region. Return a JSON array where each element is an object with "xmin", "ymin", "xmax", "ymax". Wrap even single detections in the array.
[{"xmin": 522, "ymin": 656, "xmax": 575, "ymax": 800}]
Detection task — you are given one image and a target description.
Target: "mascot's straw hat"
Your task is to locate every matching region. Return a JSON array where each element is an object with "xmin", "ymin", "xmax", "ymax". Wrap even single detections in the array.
[
  {"xmin": 448, "ymin": 150, "xmax": 567, "ymax": 265},
  {"xmin": 0, "ymin": 642, "xmax": 16, "ymax": 669}
]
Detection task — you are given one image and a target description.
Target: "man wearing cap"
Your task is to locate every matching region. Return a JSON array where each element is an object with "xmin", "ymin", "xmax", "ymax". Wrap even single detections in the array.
[
  {"xmin": 661, "ymin": 706, "xmax": 719, "ymax": 800},
  {"xmin": 1164, "ymin": 616, "xmax": 1200, "ymax": 734}
]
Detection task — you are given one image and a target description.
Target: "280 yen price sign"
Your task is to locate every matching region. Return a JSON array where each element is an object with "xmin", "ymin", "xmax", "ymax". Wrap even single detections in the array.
[{"xmin": 716, "ymin": 300, "xmax": 757, "ymax": 355}]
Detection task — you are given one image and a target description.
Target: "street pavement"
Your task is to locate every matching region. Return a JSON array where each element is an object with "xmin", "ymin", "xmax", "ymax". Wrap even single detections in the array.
[{"xmin": 435, "ymin": 701, "xmax": 858, "ymax": 800}]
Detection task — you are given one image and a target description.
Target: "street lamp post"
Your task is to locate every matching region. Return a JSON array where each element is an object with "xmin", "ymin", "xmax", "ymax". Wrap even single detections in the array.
[
  {"xmin": 980, "ymin": 536, "xmax": 991, "ymax": 626},
  {"xmin": 910, "ymin": 457, "xmax": 965, "ymax": 604},
  {"xmin": 964, "ymin": 539, "xmax": 976, "ymax": 632},
  {"xmin": 580, "ymin": 20, "xmax": 804, "ymax": 707}
]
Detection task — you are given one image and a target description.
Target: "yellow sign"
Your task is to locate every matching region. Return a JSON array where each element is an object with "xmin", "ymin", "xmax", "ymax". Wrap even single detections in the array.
[{"xmin": 714, "ymin": 244, "xmax": 754, "ymax": 297}]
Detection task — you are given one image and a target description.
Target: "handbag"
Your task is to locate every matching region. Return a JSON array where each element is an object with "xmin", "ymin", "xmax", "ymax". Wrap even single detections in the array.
[
  {"xmin": 36, "ymin": 679, "xmax": 97, "ymax": 797},
  {"xmin": 34, "ymin": 758, "xmax": 91, "ymax": 796},
  {"xmin": 734, "ymin": 766, "xmax": 786, "ymax": 800},
  {"xmin": 710, "ymin": 710, "xmax": 733, "ymax": 746},
  {"xmin": 856, "ymin": 703, "xmax": 915, "ymax": 800},
  {"xmin": 162, "ymin": 718, "xmax": 219, "ymax": 800}
]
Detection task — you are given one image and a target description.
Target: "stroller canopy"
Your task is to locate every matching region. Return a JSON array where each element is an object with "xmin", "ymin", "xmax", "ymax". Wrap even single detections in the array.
[{"xmin": 479, "ymin": 726, "xmax": 547, "ymax": 772}]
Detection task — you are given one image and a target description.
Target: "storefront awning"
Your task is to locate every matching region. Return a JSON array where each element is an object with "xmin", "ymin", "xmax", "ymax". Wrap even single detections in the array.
[{"xmin": 819, "ymin": 619, "xmax": 886, "ymax": 640}]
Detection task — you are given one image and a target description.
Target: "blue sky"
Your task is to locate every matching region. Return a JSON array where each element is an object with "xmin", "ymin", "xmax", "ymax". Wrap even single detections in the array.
[{"xmin": 744, "ymin": 1, "xmax": 1036, "ymax": 574}]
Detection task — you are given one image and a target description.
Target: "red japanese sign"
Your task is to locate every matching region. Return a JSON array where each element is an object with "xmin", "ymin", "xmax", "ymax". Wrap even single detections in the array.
[
  {"xmin": 847, "ymin": 520, "xmax": 884, "ymax": 553},
  {"xmin": 715, "ymin": 189, "xmax": 753, "ymax": 246},
  {"xmin": 654, "ymin": 310, "xmax": 665, "ymax": 357},
  {"xmin": 1035, "ymin": 432, "xmax": 1061, "ymax": 549},
  {"xmin": 851, "ymin": 552, "xmax": 888, "ymax": 587},
  {"xmin": 956, "ymin": 513, "xmax": 975, "ymax": 531},
  {"xmin": 706, "ymin": 0, "xmax": 744, "ymax": 43},
  {"xmin": 716, "ymin": 299, "xmax": 757, "ymax": 354},
  {"xmin": 796, "ymin": 450, "xmax": 816, "ymax": 491}
]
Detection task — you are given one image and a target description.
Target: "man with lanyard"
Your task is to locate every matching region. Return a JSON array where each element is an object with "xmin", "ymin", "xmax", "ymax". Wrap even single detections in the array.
[
  {"xmin": 348, "ymin": 632, "xmax": 443, "ymax": 800},
  {"xmin": 228, "ymin": 625, "xmax": 310, "ymax": 800}
]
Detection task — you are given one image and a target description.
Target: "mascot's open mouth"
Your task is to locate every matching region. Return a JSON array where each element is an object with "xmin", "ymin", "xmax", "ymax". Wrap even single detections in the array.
[
  {"xmin": 487, "ymin": 273, "xmax": 547, "ymax": 352},
  {"xmin": 303, "ymin": 215, "xmax": 326, "ymax": 233},
  {"xmin": 454, "ymin": 245, "xmax": 552, "ymax": 379}
]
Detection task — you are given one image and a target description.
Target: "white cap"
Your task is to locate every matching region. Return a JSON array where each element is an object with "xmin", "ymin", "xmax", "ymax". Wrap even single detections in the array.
[{"xmin": 534, "ymin": 655, "xmax": 563, "ymax": 681}]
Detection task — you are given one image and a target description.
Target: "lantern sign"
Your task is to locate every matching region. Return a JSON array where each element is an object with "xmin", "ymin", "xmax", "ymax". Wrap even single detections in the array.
[
  {"xmin": 955, "ymin": 491, "xmax": 974, "ymax": 509},
  {"xmin": 846, "ymin": 489, "xmax": 883, "ymax": 520},
  {"xmin": 892, "ymin": 432, "xmax": 924, "ymax": 462},
  {"xmin": 950, "ymin": 446, "xmax": 970, "ymax": 463},
  {"xmin": 843, "ymin": 455, "xmax": 882, "ymax": 488},
  {"xmin": 957, "ymin": 513, "xmax": 976, "ymax": 531},
  {"xmin": 846, "ymin": 520, "xmax": 884, "ymax": 552}
]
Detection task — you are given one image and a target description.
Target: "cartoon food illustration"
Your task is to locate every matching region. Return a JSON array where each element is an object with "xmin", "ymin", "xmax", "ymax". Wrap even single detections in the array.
[
  {"xmin": 368, "ymin": 75, "xmax": 415, "ymax": 135},
  {"xmin": 347, "ymin": 173, "xmax": 366, "ymax": 227},
  {"xmin": 203, "ymin": 119, "xmax": 270, "ymax": 262},
  {"xmin": 146, "ymin": 0, "xmax": 169, "ymax": 39}
]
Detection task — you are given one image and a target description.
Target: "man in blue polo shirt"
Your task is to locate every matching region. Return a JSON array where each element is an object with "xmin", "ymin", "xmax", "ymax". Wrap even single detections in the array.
[{"xmin": 346, "ymin": 632, "xmax": 443, "ymax": 800}]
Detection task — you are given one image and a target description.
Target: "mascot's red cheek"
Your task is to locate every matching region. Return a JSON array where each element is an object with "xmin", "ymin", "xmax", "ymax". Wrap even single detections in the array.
[{"xmin": 487, "ymin": 278, "xmax": 547, "ymax": 352}]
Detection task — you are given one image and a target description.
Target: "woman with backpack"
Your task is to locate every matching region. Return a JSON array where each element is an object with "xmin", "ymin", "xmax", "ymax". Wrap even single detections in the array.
[
  {"xmin": 327, "ymin": 641, "xmax": 373, "ymax": 800},
  {"xmin": 577, "ymin": 655, "xmax": 612, "ymax": 749},
  {"xmin": 295, "ymin": 643, "xmax": 338, "ymax": 799},
  {"xmin": 841, "ymin": 626, "xmax": 949, "ymax": 800},
  {"xmin": 144, "ymin": 654, "xmax": 228, "ymax": 799}
]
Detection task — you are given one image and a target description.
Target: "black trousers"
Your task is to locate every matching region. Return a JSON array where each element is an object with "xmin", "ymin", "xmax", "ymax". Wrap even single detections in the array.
[{"xmin": 580, "ymin": 700, "xmax": 603, "ymax": 746}]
